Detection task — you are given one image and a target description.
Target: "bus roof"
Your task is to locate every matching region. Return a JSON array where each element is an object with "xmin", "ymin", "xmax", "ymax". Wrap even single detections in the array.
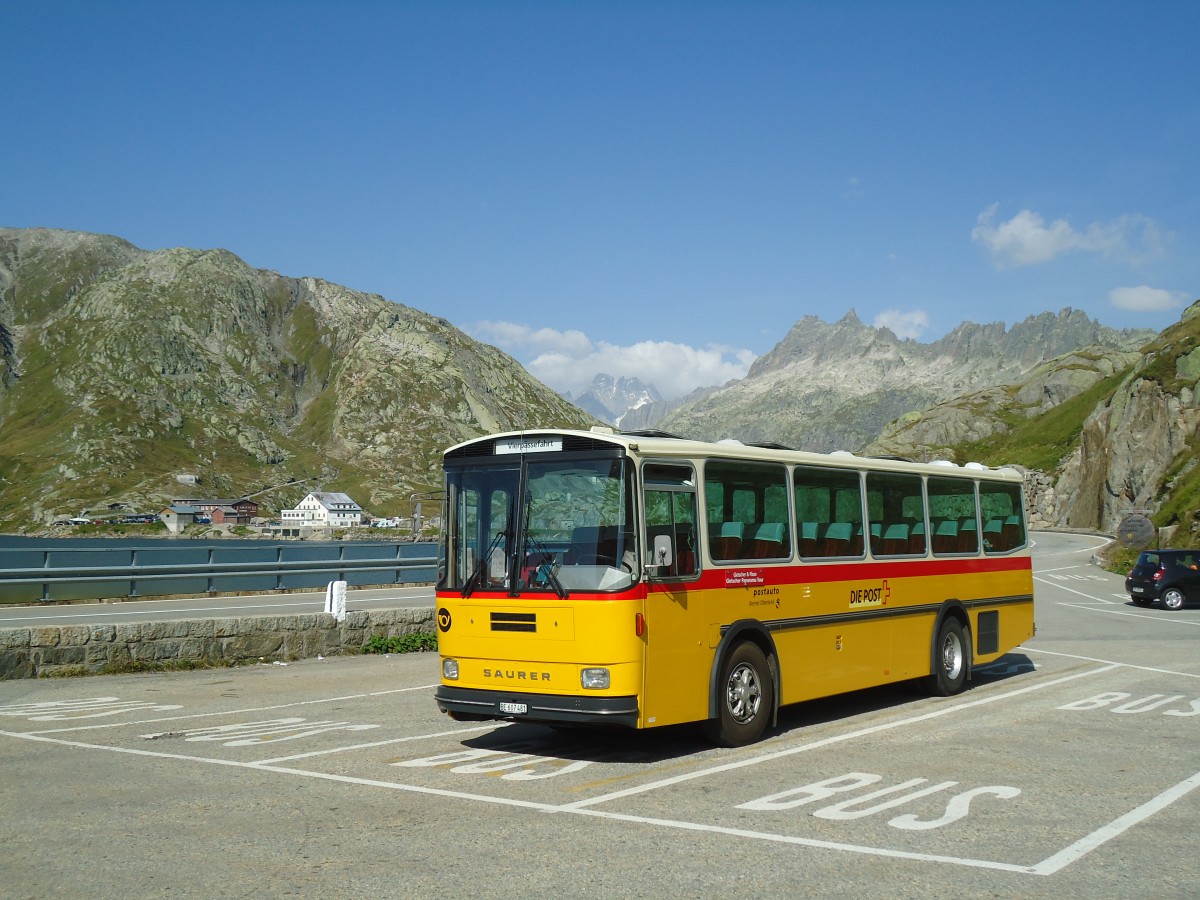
[{"xmin": 444, "ymin": 427, "xmax": 1024, "ymax": 482}]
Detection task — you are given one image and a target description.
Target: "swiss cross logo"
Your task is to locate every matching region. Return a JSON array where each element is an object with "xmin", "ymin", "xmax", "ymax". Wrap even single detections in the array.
[{"xmin": 883, "ymin": 579, "xmax": 891, "ymax": 605}]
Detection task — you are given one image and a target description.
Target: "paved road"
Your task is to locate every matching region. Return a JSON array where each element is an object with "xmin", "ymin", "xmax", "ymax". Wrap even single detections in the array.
[
  {"xmin": 1, "ymin": 532, "xmax": 1196, "ymax": 898},
  {"xmin": 0, "ymin": 584, "xmax": 436, "ymax": 626}
]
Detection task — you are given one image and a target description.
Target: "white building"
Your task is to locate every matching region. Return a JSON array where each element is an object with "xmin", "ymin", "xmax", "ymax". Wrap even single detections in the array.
[{"xmin": 280, "ymin": 491, "xmax": 363, "ymax": 528}]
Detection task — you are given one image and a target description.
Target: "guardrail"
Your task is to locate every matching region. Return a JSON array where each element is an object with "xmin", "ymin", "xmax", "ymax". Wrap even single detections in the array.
[{"xmin": 0, "ymin": 541, "xmax": 439, "ymax": 604}]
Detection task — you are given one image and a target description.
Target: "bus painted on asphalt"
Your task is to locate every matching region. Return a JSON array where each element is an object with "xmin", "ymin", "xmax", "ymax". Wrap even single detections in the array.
[{"xmin": 433, "ymin": 428, "xmax": 1034, "ymax": 745}]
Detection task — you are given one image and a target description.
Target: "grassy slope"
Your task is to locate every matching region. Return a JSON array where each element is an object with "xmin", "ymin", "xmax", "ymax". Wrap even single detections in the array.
[{"xmin": 960, "ymin": 307, "xmax": 1200, "ymax": 549}]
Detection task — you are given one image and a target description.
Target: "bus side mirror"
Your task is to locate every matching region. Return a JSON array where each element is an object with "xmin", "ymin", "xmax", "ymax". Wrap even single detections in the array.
[{"xmin": 650, "ymin": 534, "xmax": 673, "ymax": 570}]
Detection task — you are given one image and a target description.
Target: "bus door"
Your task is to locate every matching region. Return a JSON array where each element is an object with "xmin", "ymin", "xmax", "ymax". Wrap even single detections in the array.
[{"xmin": 640, "ymin": 462, "xmax": 707, "ymax": 728}]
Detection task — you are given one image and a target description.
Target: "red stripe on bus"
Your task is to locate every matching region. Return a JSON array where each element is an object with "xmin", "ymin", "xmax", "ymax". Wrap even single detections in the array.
[{"xmin": 438, "ymin": 555, "xmax": 1031, "ymax": 602}]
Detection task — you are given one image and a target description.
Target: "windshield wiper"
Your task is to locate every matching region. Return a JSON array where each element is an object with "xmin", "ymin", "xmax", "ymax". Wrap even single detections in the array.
[
  {"xmin": 462, "ymin": 528, "xmax": 508, "ymax": 599},
  {"xmin": 523, "ymin": 529, "xmax": 568, "ymax": 599}
]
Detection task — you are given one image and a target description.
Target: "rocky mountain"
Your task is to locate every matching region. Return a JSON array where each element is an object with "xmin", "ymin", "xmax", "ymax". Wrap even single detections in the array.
[
  {"xmin": 863, "ymin": 301, "xmax": 1200, "ymax": 542},
  {"xmin": 1046, "ymin": 301, "xmax": 1200, "ymax": 541},
  {"xmin": 567, "ymin": 374, "xmax": 663, "ymax": 426},
  {"xmin": 864, "ymin": 346, "xmax": 1142, "ymax": 462},
  {"xmin": 0, "ymin": 228, "xmax": 596, "ymax": 527},
  {"xmin": 660, "ymin": 309, "xmax": 1154, "ymax": 452},
  {"xmin": 3, "ymin": 226, "xmax": 1193, "ymax": 544},
  {"xmin": 616, "ymin": 384, "xmax": 715, "ymax": 432}
]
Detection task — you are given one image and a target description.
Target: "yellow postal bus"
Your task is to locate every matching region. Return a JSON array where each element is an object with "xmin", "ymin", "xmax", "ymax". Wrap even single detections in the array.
[{"xmin": 434, "ymin": 428, "xmax": 1034, "ymax": 745}]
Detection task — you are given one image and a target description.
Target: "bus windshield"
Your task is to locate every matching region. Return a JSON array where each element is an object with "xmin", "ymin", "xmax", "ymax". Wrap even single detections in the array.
[{"xmin": 441, "ymin": 456, "xmax": 637, "ymax": 596}]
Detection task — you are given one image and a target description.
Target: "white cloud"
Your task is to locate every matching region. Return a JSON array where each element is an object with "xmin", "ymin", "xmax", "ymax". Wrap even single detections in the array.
[
  {"xmin": 470, "ymin": 320, "xmax": 593, "ymax": 358},
  {"xmin": 872, "ymin": 309, "xmax": 929, "ymax": 340},
  {"xmin": 468, "ymin": 321, "xmax": 756, "ymax": 400},
  {"xmin": 972, "ymin": 203, "xmax": 1165, "ymax": 268},
  {"xmin": 1108, "ymin": 285, "xmax": 1189, "ymax": 312}
]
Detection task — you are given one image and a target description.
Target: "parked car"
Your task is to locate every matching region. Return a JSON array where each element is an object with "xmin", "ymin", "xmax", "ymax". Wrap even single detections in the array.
[{"xmin": 1125, "ymin": 549, "xmax": 1200, "ymax": 610}]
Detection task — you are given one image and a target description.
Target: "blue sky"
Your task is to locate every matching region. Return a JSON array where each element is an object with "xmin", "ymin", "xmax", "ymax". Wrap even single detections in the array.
[{"xmin": 6, "ymin": 1, "xmax": 1197, "ymax": 399}]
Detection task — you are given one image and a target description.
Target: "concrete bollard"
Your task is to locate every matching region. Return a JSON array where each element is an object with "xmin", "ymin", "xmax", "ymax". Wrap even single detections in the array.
[{"xmin": 324, "ymin": 580, "xmax": 347, "ymax": 622}]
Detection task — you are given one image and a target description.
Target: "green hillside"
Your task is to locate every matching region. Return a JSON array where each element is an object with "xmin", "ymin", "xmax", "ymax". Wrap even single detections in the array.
[{"xmin": 0, "ymin": 228, "xmax": 596, "ymax": 529}]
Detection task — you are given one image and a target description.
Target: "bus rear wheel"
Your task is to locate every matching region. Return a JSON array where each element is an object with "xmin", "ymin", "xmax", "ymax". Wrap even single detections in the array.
[
  {"xmin": 705, "ymin": 641, "xmax": 773, "ymax": 747},
  {"xmin": 926, "ymin": 618, "xmax": 968, "ymax": 696}
]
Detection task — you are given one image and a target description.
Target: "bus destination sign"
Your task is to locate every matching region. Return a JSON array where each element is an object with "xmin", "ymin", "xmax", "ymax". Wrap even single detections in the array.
[{"xmin": 495, "ymin": 437, "xmax": 564, "ymax": 455}]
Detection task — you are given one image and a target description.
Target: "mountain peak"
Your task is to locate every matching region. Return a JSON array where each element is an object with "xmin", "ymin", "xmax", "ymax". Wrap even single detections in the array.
[
  {"xmin": 664, "ymin": 307, "xmax": 1156, "ymax": 452},
  {"xmin": 571, "ymin": 373, "xmax": 664, "ymax": 424},
  {"xmin": 0, "ymin": 227, "xmax": 596, "ymax": 526}
]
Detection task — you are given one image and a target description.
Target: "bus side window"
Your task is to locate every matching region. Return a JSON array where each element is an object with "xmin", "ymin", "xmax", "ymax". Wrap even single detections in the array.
[
  {"xmin": 643, "ymin": 462, "xmax": 699, "ymax": 579},
  {"xmin": 794, "ymin": 465, "xmax": 864, "ymax": 559},
  {"xmin": 980, "ymin": 481, "xmax": 1026, "ymax": 554},
  {"xmin": 865, "ymin": 471, "xmax": 924, "ymax": 558},
  {"xmin": 928, "ymin": 475, "xmax": 978, "ymax": 556},
  {"xmin": 704, "ymin": 458, "xmax": 789, "ymax": 563}
]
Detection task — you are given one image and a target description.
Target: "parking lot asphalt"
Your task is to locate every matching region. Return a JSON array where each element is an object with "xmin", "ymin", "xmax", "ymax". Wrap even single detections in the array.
[{"xmin": 1, "ymin": 531, "xmax": 1196, "ymax": 898}]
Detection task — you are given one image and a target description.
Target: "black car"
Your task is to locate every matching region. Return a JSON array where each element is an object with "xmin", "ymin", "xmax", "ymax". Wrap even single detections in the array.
[{"xmin": 1125, "ymin": 549, "xmax": 1200, "ymax": 610}]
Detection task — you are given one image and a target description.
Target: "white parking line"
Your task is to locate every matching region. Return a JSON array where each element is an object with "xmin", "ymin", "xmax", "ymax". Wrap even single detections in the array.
[
  {"xmin": 3, "ymin": 658, "xmax": 1191, "ymax": 877},
  {"xmin": 26, "ymin": 683, "xmax": 442, "ymax": 734},
  {"xmin": 255, "ymin": 722, "xmax": 511, "ymax": 764},
  {"xmin": 0, "ymin": 728, "xmax": 567, "ymax": 813},
  {"xmin": 557, "ymin": 664, "xmax": 1118, "ymax": 812},
  {"xmin": 568, "ymin": 806, "xmax": 1034, "ymax": 874},
  {"xmin": 6, "ymin": 663, "xmax": 1186, "ymax": 882},
  {"xmin": 1054, "ymin": 601, "xmax": 1200, "ymax": 626},
  {"xmin": 1033, "ymin": 574, "xmax": 1117, "ymax": 604},
  {"xmin": 1031, "ymin": 770, "xmax": 1200, "ymax": 875},
  {"xmin": 1025, "ymin": 647, "xmax": 1200, "ymax": 678}
]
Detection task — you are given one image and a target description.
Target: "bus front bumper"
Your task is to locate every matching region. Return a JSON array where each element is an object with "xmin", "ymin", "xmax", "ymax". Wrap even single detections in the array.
[{"xmin": 435, "ymin": 685, "xmax": 639, "ymax": 728}]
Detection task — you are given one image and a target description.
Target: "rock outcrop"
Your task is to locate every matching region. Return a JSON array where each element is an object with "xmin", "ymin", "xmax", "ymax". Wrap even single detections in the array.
[
  {"xmin": 865, "ymin": 301, "xmax": 1200, "ymax": 539},
  {"xmin": 1051, "ymin": 302, "xmax": 1200, "ymax": 537},
  {"xmin": 865, "ymin": 347, "xmax": 1141, "ymax": 462},
  {"xmin": 0, "ymin": 228, "xmax": 596, "ymax": 526},
  {"xmin": 660, "ymin": 309, "xmax": 1151, "ymax": 452}
]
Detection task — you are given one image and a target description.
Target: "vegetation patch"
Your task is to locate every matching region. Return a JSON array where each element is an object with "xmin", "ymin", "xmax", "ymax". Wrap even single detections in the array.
[
  {"xmin": 1100, "ymin": 545, "xmax": 1142, "ymax": 576},
  {"xmin": 361, "ymin": 632, "xmax": 438, "ymax": 654},
  {"xmin": 1152, "ymin": 439, "xmax": 1200, "ymax": 545},
  {"xmin": 957, "ymin": 368, "xmax": 1130, "ymax": 471}
]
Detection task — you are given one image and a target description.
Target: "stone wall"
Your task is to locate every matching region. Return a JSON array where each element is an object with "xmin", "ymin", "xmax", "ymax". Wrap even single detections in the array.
[{"xmin": 0, "ymin": 607, "xmax": 436, "ymax": 679}]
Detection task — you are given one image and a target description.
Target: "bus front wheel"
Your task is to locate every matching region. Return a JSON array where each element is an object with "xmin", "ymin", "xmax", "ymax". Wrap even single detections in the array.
[
  {"xmin": 926, "ymin": 617, "xmax": 968, "ymax": 696},
  {"xmin": 705, "ymin": 642, "xmax": 774, "ymax": 747}
]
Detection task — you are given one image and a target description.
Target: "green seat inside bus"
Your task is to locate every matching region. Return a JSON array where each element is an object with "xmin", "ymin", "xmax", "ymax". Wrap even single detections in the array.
[
  {"xmin": 743, "ymin": 522, "xmax": 788, "ymax": 559},
  {"xmin": 710, "ymin": 521, "xmax": 745, "ymax": 560},
  {"xmin": 931, "ymin": 518, "xmax": 959, "ymax": 553},
  {"xmin": 822, "ymin": 521, "xmax": 854, "ymax": 556}
]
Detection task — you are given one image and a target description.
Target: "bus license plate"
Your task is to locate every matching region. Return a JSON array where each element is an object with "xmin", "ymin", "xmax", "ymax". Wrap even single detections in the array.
[{"xmin": 499, "ymin": 701, "xmax": 527, "ymax": 715}]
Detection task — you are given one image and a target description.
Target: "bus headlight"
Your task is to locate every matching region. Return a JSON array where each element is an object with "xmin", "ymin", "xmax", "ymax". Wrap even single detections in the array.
[
  {"xmin": 442, "ymin": 658, "xmax": 459, "ymax": 680},
  {"xmin": 581, "ymin": 667, "xmax": 610, "ymax": 690}
]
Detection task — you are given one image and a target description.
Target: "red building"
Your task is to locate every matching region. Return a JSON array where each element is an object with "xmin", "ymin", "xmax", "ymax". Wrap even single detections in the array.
[{"xmin": 174, "ymin": 497, "xmax": 259, "ymax": 524}]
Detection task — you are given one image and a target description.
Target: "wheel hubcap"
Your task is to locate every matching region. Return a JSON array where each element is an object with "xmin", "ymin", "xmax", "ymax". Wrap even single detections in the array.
[
  {"xmin": 726, "ymin": 663, "xmax": 762, "ymax": 724},
  {"xmin": 941, "ymin": 632, "xmax": 964, "ymax": 680}
]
